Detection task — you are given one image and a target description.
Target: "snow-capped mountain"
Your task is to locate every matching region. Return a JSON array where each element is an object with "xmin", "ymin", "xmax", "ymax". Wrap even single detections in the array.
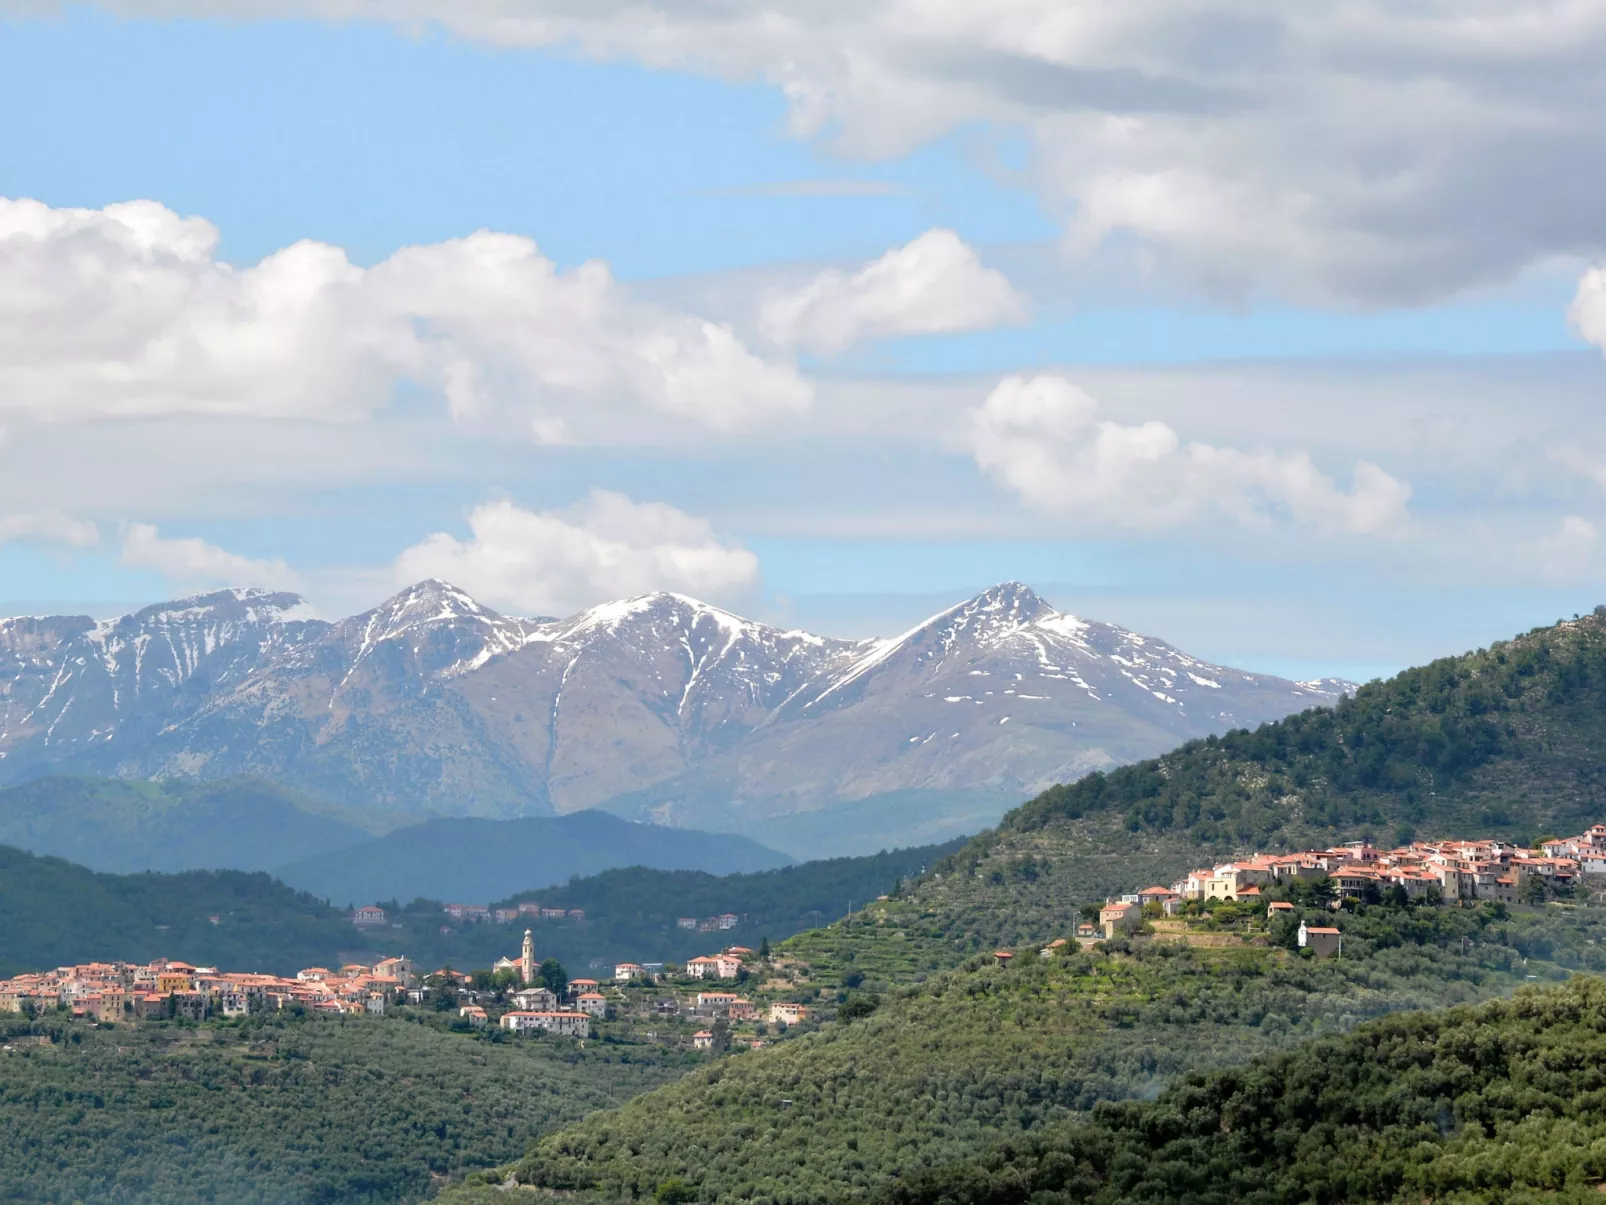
[{"xmin": 0, "ymin": 581, "xmax": 1353, "ymax": 854}]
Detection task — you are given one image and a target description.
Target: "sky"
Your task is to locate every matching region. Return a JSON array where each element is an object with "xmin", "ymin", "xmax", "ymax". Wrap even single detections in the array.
[{"xmin": 2, "ymin": 2, "xmax": 1606, "ymax": 681}]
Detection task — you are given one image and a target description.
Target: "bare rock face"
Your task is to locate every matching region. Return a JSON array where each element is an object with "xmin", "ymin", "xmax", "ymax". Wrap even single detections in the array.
[{"xmin": 0, "ymin": 581, "xmax": 1351, "ymax": 847}]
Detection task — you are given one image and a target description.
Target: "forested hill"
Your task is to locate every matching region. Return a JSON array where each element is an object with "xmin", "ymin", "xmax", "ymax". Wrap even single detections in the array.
[
  {"xmin": 874, "ymin": 975, "xmax": 1606, "ymax": 1205},
  {"xmin": 0, "ymin": 837, "xmax": 954, "ymax": 978},
  {"xmin": 1012, "ymin": 607, "xmax": 1606, "ymax": 849}
]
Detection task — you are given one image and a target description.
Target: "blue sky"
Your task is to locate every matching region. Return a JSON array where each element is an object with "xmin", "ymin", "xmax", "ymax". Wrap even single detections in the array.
[{"xmin": 3, "ymin": 3, "xmax": 1606, "ymax": 681}]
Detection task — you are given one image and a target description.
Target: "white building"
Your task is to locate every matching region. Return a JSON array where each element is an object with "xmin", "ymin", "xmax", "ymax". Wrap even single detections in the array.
[{"xmin": 499, "ymin": 1010, "xmax": 591, "ymax": 1038}]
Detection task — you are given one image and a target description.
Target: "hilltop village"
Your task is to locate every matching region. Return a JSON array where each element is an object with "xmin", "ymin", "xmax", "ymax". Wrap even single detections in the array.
[
  {"xmin": 1078, "ymin": 824, "xmax": 1603, "ymax": 956},
  {"xmin": 0, "ymin": 925, "xmax": 810, "ymax": 1051}
]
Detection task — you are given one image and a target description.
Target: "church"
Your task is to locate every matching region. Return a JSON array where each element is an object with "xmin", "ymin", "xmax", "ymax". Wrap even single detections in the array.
[{"xmin": 492, "ymin": 930, "xmax": 539, "ymax": 985}]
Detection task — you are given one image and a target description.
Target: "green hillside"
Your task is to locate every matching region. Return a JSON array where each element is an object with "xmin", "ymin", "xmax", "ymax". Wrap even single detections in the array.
[
  {"xmin": 1017, "ymin": 608, "xmax": 1606, "ymax": 848},
  {"xmin": 875, "ymin": 975, "xmax": 1606, "ymax": 1205},
  {"xmin": 0, "ymin": 837, "xmax": 953, "ymax": 979},
  {"xmin": 0, "ymin": 1010, "xmax": 683, "ymax": 1205},
  {"xmin": 0, "ymin": 845, "xmax": 357, "ymax": 977},
  {"xmin": 478, "ymin": 900, "xmax": 1606, "ymax": 1205}
]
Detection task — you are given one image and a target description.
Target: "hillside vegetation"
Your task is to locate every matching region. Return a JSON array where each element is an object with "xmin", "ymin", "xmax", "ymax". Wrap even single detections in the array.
[
  {"xmin": 0, "ymin": 1010, "xmax": 683, "ymax": 1205},
  {"xmin": 1017, "ymin": 608, "xmax": 1606, "ymax": 848},
  {"xmin": 876, "ymin": 975, "xmax": 1606, "ymax": 1205},
  {"xmin": 0, "ymin": 837, "xmax": 950, "ymax": 979},
  {"xmin": 0, "ymin": 845, "xmax": 355, "ymax": 978},
  {"xmin": 485, "ymin": 901, "xmax": 1606, "ymax": 1205}
]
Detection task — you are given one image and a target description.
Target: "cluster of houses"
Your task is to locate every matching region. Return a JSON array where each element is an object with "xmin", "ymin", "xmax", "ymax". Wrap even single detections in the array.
[
  {"xmin": 351, "ymin": 901, "xmax": 589, "ymax": 929},
  {"xmin": 0, "ymin": 956, "xmax": 414, "ymax": 1021},
  {"xmin": 1088, "ymin": 824, "xmax": 1605, "ymax": 950},
  {"xmin": 677, "ymin": 914, "xmax": 743, "ymax": 932},
  {"xmin": 0, "ymin": 928, "xmax": 813, "ymax": 1049}
]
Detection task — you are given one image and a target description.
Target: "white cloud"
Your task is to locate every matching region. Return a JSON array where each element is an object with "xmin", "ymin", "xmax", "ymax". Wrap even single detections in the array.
[
  {"xmin": 28, "ymin": 2, "xmax": 1606, "ymax": 305},
  {"xmin": 121, "ymin": 523, "xmax": 300, "ymax": 589},
  {"xmin": 759, "ymin": 228, "xmax": 1027, "ymax": 354},
  {"xmin": 971, "ymin": 374, "xmax": 1410, "ymax": 534},
  {"xmin": 0, "ymin": 197, "xmax": 810, "ymax": 437},
  {"xmin": 1572, "ymin": 267, "xmax": 1606, "ymax": 354},
  {"xmin": 1537, "ymin": 515, "xmax": 1597, "ymax": 579},
  {"xmin": 0, "ymin": 512, "xmax": 100, "ymax": 548},
  {"xmin": 393, "ymin": 492, "xmax": 761, "ymax": 615}
]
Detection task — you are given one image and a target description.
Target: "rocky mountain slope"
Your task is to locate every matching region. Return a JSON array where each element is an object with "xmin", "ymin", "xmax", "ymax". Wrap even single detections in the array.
[{"xmin": 0, "ymin": 581, "xmax": 1349, "ymax": 853}]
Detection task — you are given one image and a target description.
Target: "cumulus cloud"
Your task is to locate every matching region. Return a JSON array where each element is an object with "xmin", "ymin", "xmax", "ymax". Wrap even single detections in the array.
[
  {"xmin": 26, "ymin": 2, "xmax": 1606, "ymax": 304},
  {"xmin": 0, "ymin": 197, "xmax": 810, "ymax": 437},
  {"xmin": 971, "ymin": 375, "xmax": 1410, "ymax": 534},
  {"xmin": 394, "ymin": 492, "xmax": 761, "ymax": 616},
  {"xmin": 759, "ymin": 228, "xmax": 1027, "ymax": 354},
  {"xmin": 121, "ymin": 523, "xmax": 300, "ymax": 588},
  {"xmin": 1537, "ymin": 515, "xmax": 1598, "ymax": 579},
  {"xmin": 0, "ymin": 512, "xmax": 101, "ymax": 548},
  {"xmin": 1572, "ymin": 267, "xmax": 1606, "ymax": 354}
]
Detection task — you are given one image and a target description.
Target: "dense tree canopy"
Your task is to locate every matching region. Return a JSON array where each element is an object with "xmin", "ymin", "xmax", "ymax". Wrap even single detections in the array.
[{"xmin": 876, "ymin": 975, "xmax": 1606, "ymax": 1205}]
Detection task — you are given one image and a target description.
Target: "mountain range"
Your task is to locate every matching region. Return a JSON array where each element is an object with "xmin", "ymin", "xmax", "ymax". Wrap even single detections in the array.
[{"xmin": 0, "ymin": 580, "xmax": 1351, "ymax": 855}]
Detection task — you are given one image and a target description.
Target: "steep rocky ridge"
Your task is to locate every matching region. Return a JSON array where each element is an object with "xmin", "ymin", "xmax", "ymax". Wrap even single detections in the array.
[{"xmin": 0, "ymin": 581, "xmax": 1349, "ymax": 852}]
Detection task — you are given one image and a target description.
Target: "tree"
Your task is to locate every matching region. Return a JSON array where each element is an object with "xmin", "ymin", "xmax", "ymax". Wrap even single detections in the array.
[
  {"xmin": 839, "ymin": 993, "xmax": 881, "ymax": 1022},
  {"xmin": 539, "ymin": 959, "xmax": 568, "ymax": 996},
  {"xmin": 758, "ymin": 937, "xmax": 771, "ymax": 959},
  {"xmin": 656, "ymin": 1178, "xmax": 699, "ymax": 1205}
]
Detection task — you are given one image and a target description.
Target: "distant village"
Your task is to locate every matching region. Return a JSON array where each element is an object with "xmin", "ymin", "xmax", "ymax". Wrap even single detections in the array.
[
  {"xmin": 1083, "ymin": 823, "xmax": 1606, "ymax": 958},
  {"xmin": 351, "ymin": 898, "xmax": 744, "ymax": 934},
  {"xmin": 0, "ymin": 925, "xmax": 809, "ymax": 1051}
]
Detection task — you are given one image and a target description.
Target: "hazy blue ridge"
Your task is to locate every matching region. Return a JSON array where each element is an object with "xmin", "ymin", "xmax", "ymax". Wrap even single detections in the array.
[
  {"xmin": 0, "ymin": 775, "xmax": 373, "ymax": 874},
  {"xmin": 273, "ymin": 810, "xmax": 794, "ymax": 907}
]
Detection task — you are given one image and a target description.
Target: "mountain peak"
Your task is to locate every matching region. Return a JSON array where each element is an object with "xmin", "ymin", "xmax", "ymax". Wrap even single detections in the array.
[
  {"xmin": 378, "ymin": 578, "xmax": 490, "ymax": 616},
  {"xmin": 959, "ymin": 581, "xmax": 1055, "ymax": 621}
]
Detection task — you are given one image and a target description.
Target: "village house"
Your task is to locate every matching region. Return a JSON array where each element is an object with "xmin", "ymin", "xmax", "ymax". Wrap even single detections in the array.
[
  {"xmin": 693, "ymin": 1030, "xmax": 715, "ymax": 1050},
  {"xmin": 729, "ymin": 998, "xmax": 758, "ymax": 1021},
  {"xmin": 768, "ymin": 1002, "xmax": 809, "ymax": 1025},
  {"xmin": 499, "ymin": 1010, "xmax": 592, "ymax": 1038},
  {"xmin": 576, "ymin": 992, "xmax": 608, "ymax": 1017},
  {"xmin": 1297, "ymin": 922, "xmax": 1343, "ymax": 959},
  {"xmin": 697, "ymin": 991, "xmax": 739, "ymax": 1012},
  {"xmin": 686, "ymin": 954, "xmax": 741, "ymax": 980},
  {"xmin": 615, "ymin": 962, "xmax": 646, "ymax": 982},
  {"xmin": 352, "ymin": 905, "xmax": 387, "ymax": 927},
  {"xmin": 1099, "ymin": 901, "xmax": 1140, "ymax": 939},
  {"xmin": 459, "ymin": 1005, "xmax": 488, "ymax": 1027},
  {"xmin": 512, "ymin": 987, "xmax": 558, "ymax": 1011},
  {"xmin": 677, "ymin": 917, "xmax": 698, "ymax": 930}
]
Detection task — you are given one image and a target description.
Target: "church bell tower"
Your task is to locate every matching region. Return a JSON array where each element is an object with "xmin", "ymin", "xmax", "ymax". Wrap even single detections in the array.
[{"xmin": 521, "ymin": 929, "xmax": 536, "ymax": 986}]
